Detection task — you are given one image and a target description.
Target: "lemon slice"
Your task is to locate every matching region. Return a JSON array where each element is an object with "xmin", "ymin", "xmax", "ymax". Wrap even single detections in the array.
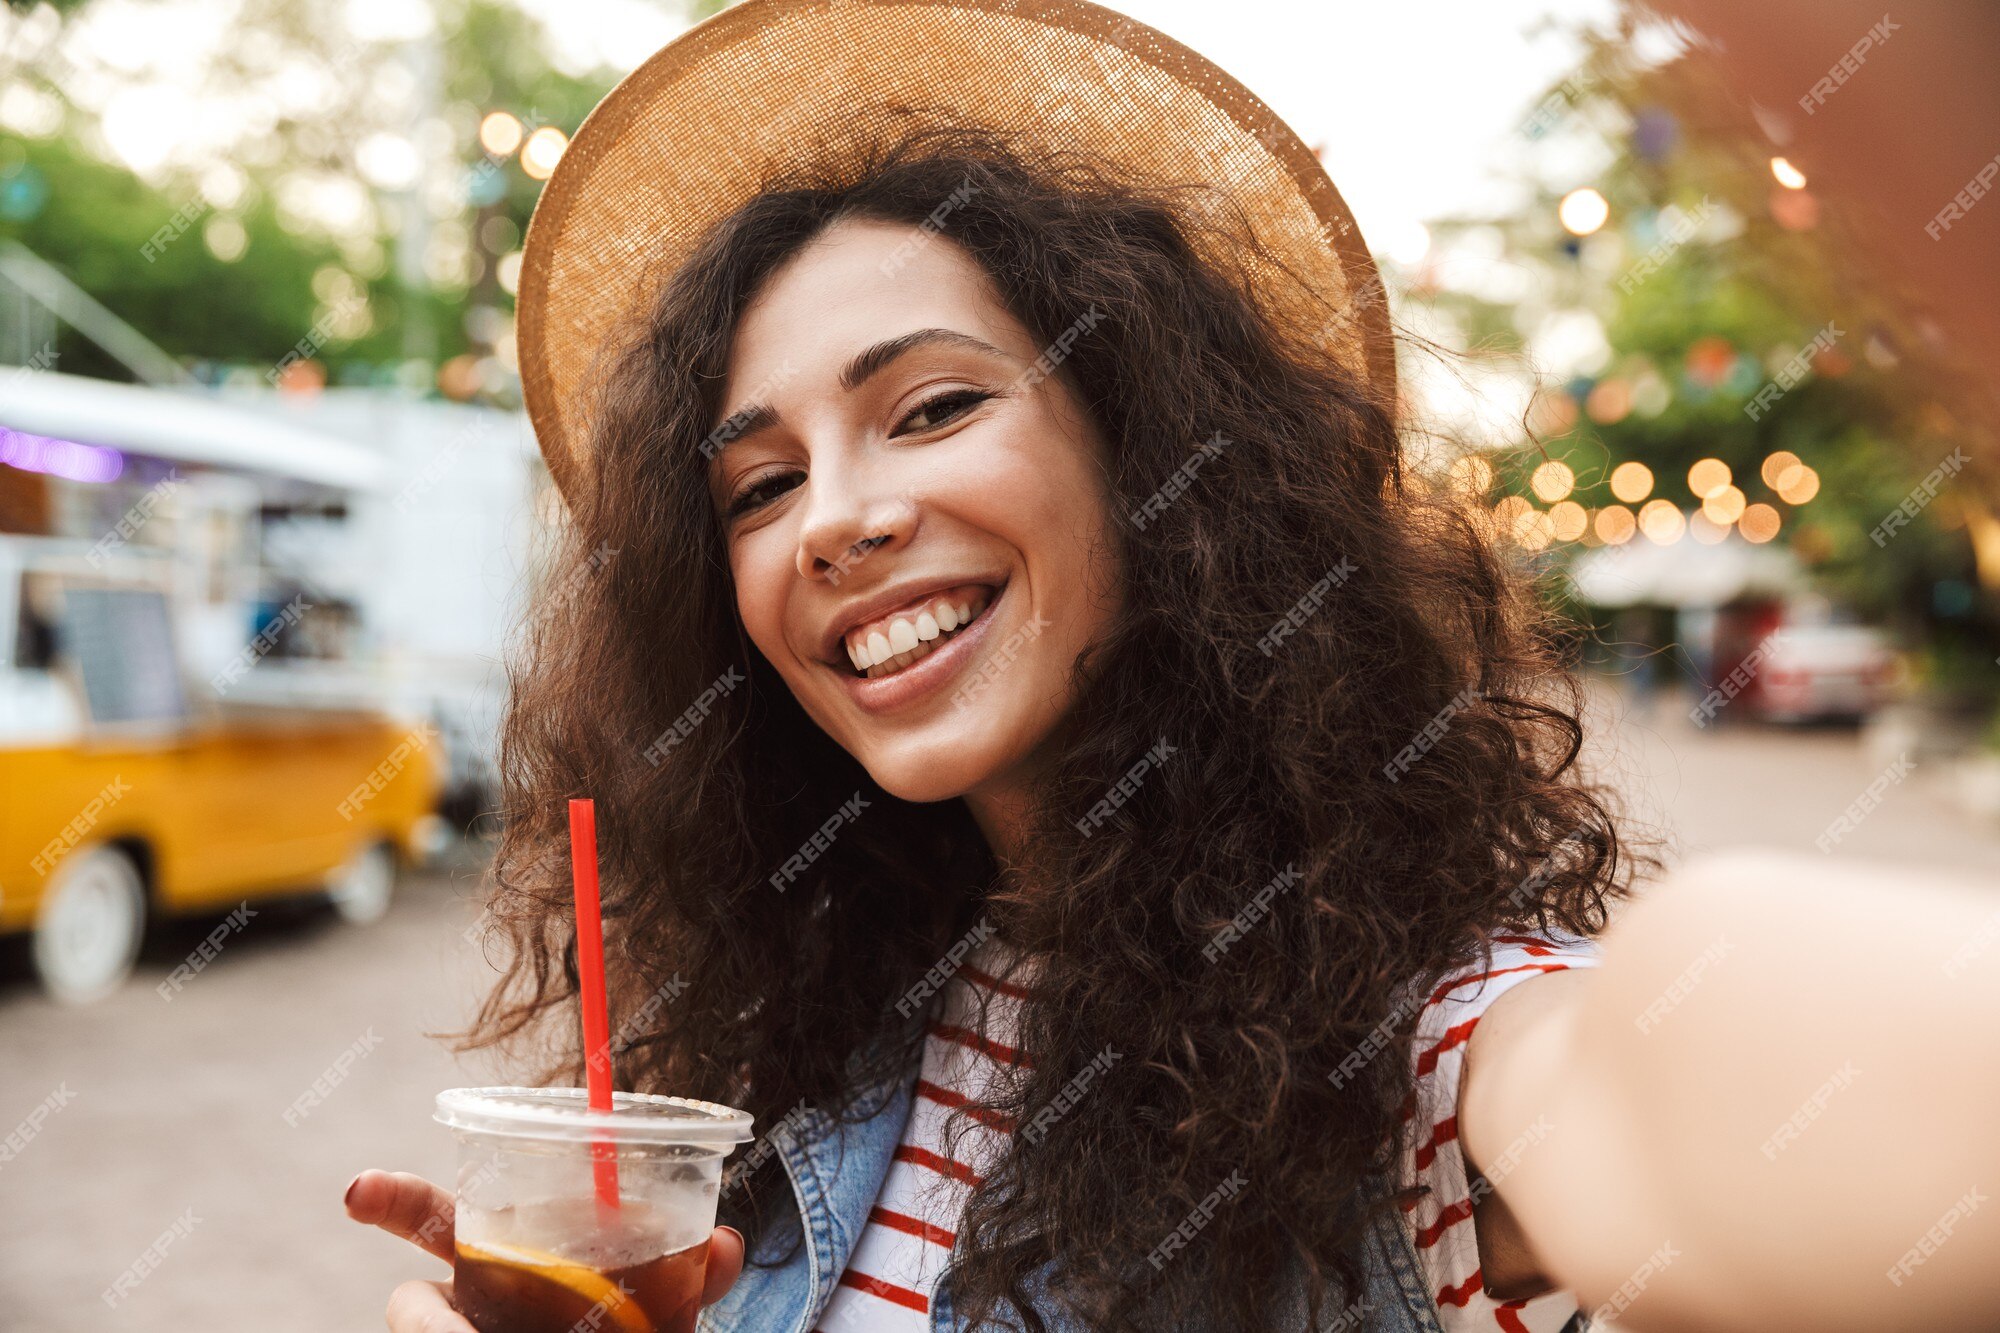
[{"xmin": 458, "ymin": 1239, "xmax": 655, "ymax": 1333}]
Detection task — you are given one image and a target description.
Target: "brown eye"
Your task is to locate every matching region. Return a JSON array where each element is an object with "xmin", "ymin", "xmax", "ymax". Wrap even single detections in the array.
[
  {"xmin": 727, "ymin": 469, "xmax": 804, "ymax": 516},
  {"xmin": 895, "ymin": 389, "xmax": 991, "ymax": 435}
]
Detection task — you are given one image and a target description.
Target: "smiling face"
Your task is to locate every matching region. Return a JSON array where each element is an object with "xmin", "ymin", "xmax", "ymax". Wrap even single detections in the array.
[{"xmin": 706, "ymin": 216, "xmax": 1123, "ymax": 817}]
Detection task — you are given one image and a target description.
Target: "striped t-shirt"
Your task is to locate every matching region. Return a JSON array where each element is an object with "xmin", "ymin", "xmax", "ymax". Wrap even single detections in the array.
[
  {"xmin": 815, "ymin": 930, "xmax": 1598, "ymax": 1332},
  {"xmin": 1402, "ymin": 931, "xmax": 1601, "ymax": 1331}
]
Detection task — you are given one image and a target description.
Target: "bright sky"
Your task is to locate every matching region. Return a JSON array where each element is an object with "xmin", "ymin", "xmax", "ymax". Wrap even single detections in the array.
[{"xmin": 517, "ymin": 0, "xmax": 1628, "ymax": 249}]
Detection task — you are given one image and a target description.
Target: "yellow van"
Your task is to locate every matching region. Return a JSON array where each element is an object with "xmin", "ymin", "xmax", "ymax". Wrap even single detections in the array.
[{"xmin": 0, "ymin": 536, "xmax": 443, "ymax": 1002}]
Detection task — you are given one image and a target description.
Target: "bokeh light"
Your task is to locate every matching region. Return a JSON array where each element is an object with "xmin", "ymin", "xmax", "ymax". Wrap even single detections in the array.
[
  {"xmin": 1609, "ymin": 461, "xmax": 1654, "ymax": 504},
  {"xmin": 1559, "ymin": 187, "xmax": 1609, "ymax": 236},
  {"xmin": 1702, "ymin": 484, "xmax": 1747, "ymax": 525},
  {"xmin": 1739, "ymin": 503, "xmax": 1782, "ymax": 543},
  {"xmin": 1760, "ymin": 451, "xmax": 1802, "ymax": 489},
  {"xmin": 1687, "ymin": 457, "xmax": 1731, "ymax": 498},
  {"xmin": 1530, "ymin": 460, "xmax": 1575, "ymax": 503},
  {"xmin": 1549, "ymin": 499, "xmax": 1589, "ymax": 542},
  {"xmin": 521, "ymin": 126, "xmax": 568, "ymax": 180},
  {"xmin": 479, "ymin": 110, "xmax": 524, "ymax": 157},
  {"xmin": 1595, "ymin": 504, "xmax": 1637, "ymax": 544},
  {"xmin": 1448, "ymin": 454, "xmax": 1494, "ymax": 495},
  {"xmin": 1770, "ymin": 156, "xmax": 1807, "ymax": 189},
  {"xmin": 1689, "ymin": 509, "xmax": 1729, "ymax": 544},
  {"xmin": 1776, "ymin": 464, "xmax": 1821, "ymax": 505},
  {"xmin": 1639, "ymin": 499, "xmax": 1685, "ymax": 544}
]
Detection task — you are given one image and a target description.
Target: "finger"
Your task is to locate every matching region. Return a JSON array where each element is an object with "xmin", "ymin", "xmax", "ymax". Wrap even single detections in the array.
[
  {"xmin": 346, "ymin": 1170, "xmax": 457, "ymax": 1264},
  {"xmin": 702, "ymin": 1225, "xmax": 745, "ymax": 1306},
  {"xmin": 385, "ymin": 1279, "xmax": 475, "ymax": 1333}
]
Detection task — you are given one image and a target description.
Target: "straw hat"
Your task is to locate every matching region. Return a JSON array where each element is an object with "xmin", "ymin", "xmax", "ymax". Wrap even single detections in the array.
[{"xmin": 516, "ymin": 0, "xmax": 1393, "ymax": 497}]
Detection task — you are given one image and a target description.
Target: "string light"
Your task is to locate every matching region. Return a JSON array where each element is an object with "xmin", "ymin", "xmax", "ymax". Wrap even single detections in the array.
[
  {"xmin": 1595, "ymin": 504, "xmax": 1637, "ymax": 545},
  {"xmin": 1531, "ymin": 460, "xmax": 1575, "ymax": 503},
  {"xmin": 1702, "ymin": 484, "xmax": 1747, "ymax": 525},
  {"xmin": 1610, "ymin": 461, "xmax": 1654, "ymax": 504},
  {"xmin": 1760, "ymin": 451, "xmax": 1802, "ymax": 489},
  {"xmin": 1740, "ymin": 503, "xmax": 1782, "ymax": 543},
  {"xmin": 1559, "ymin": 188, "xmax": 1610, "ymax": 236},
  {"xmin": 1688, "ymin": 458, "xmax": 1731, "ymax": 498},
  {"xmin": 1639, "ymin": 499, "xmax": 1685, "ymax": 545}
]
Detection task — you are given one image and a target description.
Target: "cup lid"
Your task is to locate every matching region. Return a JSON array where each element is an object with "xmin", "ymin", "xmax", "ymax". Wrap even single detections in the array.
[{"xmin": 435, "ymin": 1087, "xmax": 754, "ymax": 1146}]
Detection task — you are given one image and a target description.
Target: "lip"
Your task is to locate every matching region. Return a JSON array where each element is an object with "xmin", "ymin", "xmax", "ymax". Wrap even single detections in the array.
[
  {"xmin": 816, "ymin": 576, "xmax": 1005, "ymax": 665},
  {"xmin": 834, "ymin": 580, "xmax": 1009, "ymax": 715}
]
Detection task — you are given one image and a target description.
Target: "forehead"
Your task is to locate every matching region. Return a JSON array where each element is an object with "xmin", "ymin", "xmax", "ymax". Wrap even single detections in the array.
[{"xmin": 724, "ymin": 217, "xmax": 1024, "ymax": 403}]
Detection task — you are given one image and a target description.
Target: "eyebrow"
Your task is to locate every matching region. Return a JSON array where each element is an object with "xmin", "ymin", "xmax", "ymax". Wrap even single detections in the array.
[{"xmin": 705, "ymin": 327, "xmax": 1011, "ymax": 460}]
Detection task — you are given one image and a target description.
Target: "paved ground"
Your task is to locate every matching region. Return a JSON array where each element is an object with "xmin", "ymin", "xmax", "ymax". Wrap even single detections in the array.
[{"xmin": 0, "ymin": 683, "xmax": 1994, "ymax": 1330}]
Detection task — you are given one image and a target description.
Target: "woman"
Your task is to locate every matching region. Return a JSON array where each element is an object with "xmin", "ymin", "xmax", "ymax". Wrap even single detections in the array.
[{"xmin": 346, "ymin": 3, "xmax": 2000, "ymax": 1331}]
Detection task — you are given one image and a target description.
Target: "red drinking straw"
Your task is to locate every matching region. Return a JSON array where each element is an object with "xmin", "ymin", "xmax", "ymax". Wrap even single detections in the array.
[{"xmin": 568, "ymin": 798, "xmax": 622, "ymax": 1216}]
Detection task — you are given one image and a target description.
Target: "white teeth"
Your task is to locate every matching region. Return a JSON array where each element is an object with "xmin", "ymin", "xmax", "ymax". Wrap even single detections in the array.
[
  {"xmin": 866, "ymin": 630, "xmax": 892, "ymax": 667},
  {"xmin": 847, "ymin": 639, "xmax": 866, "ymax": 671},
  {"xmin": 888, "ymin": 618, "xmax": 919, "ymax": 654},
  {"xmin": 955, "ymin": 600, "xmax": 972, "ymax": 623},
  {"xmin": 935, "ymin": 602, "xmax": 959, "ymax": 632},
  {"xmin": 843, "ymin": 587, "xmax": 1000, "ymax": 679},
  {"xmin": 915, "ymin": 611, "xmax": 940, "ymax": 641}
]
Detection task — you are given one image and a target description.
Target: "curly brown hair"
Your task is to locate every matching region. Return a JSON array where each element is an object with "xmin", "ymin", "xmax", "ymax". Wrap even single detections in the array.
[{"xmin": 459, "ymin": 124, "xmax": 1638, "ymax": 1332}]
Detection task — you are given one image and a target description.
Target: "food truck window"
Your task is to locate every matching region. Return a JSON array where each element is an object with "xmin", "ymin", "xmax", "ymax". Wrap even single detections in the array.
[{"xmin": 59, "ymin": 586, "xmax": 189, "ymax": 726}]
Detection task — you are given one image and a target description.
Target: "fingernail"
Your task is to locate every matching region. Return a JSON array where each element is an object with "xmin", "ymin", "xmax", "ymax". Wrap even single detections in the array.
[
  {"xmin": 719, "ymin": 1225, "xmax": 743, "ymax": 1244},
  {"xmin": 343, "ymin": 1173, "xmax": 364, "ymax": 1210}
]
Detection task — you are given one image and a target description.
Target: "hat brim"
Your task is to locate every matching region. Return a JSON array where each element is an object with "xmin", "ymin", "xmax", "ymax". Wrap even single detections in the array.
[{"xmin": 517, "ymin": 0, "xmax": 1394, "ymax": 497}]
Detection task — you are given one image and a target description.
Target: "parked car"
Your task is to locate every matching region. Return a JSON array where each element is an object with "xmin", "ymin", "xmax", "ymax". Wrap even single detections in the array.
[
  {"xmin": 0, "ymin": 536, "xmax": 445, "ymax": 1003},
  {"xmin": 1751, "ymin": 624, "xmax": 1900, "ymax": 723}
]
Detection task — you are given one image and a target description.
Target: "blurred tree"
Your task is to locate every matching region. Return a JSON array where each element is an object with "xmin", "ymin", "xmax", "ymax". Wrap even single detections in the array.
[
  {"xmin": 0, "ymin": 0, "xmax": 635, "ymax": 400},
  {"xmin": 1414, "ymin": 16, "xmax": 1996, "ymax": 681}
]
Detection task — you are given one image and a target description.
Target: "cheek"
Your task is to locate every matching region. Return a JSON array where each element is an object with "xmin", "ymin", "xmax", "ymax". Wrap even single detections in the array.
[{"xmin": 728, "ymin": 533, "xmax": 800, "ymax": 669}]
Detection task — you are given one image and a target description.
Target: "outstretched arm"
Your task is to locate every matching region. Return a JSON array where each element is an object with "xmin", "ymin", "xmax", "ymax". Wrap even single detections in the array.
[{"xmin": 1461, "ymin": 850, "xmax": 2000, "ymax": 1331}]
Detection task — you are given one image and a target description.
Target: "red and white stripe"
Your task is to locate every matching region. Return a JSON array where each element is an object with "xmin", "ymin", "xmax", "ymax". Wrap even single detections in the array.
[
  {"xmin": 1402, "ymin": 931, "xmax": 1601, "ymax": 1332},
  {"xmin": 817, "ymin": 930, "xmax": 1597, "ymax": 1333},
  {"xmin": 815, "ymin": 943, "xmax": 1032, "ymax": 1333}
]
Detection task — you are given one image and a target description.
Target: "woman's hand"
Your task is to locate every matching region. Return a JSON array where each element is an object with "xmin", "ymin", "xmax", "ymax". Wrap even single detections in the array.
[{"xmin": 344, "ymin": 1169, "xmax": 745, "ymax": 1331}]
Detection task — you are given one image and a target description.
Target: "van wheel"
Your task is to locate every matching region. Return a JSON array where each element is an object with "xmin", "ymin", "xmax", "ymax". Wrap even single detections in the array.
[
  {"xmin": 329, "ymin": 840, "xmax": 396, "ymax": 925},
  {"xmin": 32, "ymin": 845, "xmax": 147, "ymax": 1005}
]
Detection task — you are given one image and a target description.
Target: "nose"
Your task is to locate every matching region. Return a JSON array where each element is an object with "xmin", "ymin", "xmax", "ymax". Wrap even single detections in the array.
[{"xmin": 793, "ymin": 465, "xmax": 919, "ymax": 582}]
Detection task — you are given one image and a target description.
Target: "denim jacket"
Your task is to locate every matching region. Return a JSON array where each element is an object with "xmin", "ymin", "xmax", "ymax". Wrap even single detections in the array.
[{"xmin": 694, "ymin": 1040, "xmax": 1566, "ymax": 1332}]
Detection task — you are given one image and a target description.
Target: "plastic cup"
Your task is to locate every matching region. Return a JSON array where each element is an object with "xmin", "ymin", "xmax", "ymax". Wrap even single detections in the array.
[{"xmin": 435, "ymin": 1087, "xmax": 753, "ymax": 1333}]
